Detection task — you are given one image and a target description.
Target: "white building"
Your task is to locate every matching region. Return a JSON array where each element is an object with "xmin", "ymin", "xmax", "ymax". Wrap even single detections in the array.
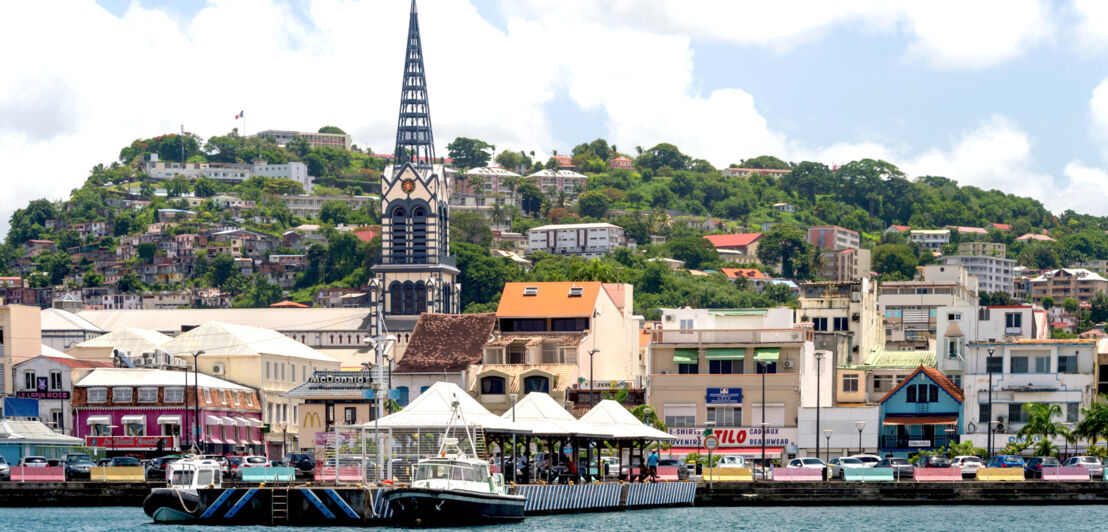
[
  {"xmin": 254, "ymin": 129, "xmax": 352, "ymax": 150},
  {"xmin": 527, "ymin": 169, "xmax": 588, "ymax": 197},
  {"xmin": 908, "ymin": 229, "xmax": 951, "ymax": 251},
  {"xmin": 527, "ymin": 223, "xmax": 627, "ymax": 258},
  {"xmin": 961, "ymin": 339, "xmax": 1098, "ymax": 454},
  {"xmin": 252, "ymin": 161, "xmax": 313, "ymax": 193},
  {"xmin": 279, "ymin": 195, "xmax": 377, "ymax": 219},
  {"xmin": 879, "ymin": 265, "xmax": 978, "ymax": 350},
  {"xmin": 13, "ymin": 355, "xmax": 110, "ymax": 435},
  {"xmin": 941, "ymin": 255, "xmax": 1016, "ymax": 296},
  {"xmin": 934, "ymin": 304, "xmax": 1047, "ymax": 387},
  {"xmin": 142, "ymin": 154, "xmax": 314, "ymax": 192}
]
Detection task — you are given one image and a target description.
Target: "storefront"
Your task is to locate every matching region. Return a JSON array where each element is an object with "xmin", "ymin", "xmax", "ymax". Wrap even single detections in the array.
[{"xmin": 664, "ymin": 426, "xmax": 799, "ymax": 460}]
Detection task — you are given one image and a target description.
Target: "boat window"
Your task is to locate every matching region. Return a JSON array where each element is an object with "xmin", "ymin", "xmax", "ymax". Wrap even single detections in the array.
[
  {"xmin": 171, "ymin": 470, "xmax": 194, "ymax": 486},
  {"xmin": 451, "ymin": 465, "xmax": 477, "ymax": 482},
  {"xmin": 415, "ymin": 464, "xmax": 452, "ymax": 481},
  {"xmin": 197, "ymin": 470, "xmax": 214, "ymax": 486}
]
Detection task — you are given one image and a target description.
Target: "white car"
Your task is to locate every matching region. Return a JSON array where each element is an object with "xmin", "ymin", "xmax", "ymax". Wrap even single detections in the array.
[
  {"xmin": 827, "ymin": 457, "xmax": 867, "ymax": 479},
  {"xmin": 1062, "ymin": 456, "xmax": 1105, "ymax": 478},
  {"xmin": 848, "ymin": 454, "xmax": 882, "ymax": 468},
  {"xmin": 951, "ymin": 456, "xmax": 983, "ymax": 478},
  {"xmin": 786, "ymin": 457, "xmax": 827, "ymax": 470},
  {"xmin": 716, "ymin": 456, "xmax": 747, "ymax": 468},
  {"xmin": 17, "ymin": 456, "xmax": 49, "ymax": 468},
  {"xmin": 235, "ymin": 455, "xmax": 270, "ymax": 479}
]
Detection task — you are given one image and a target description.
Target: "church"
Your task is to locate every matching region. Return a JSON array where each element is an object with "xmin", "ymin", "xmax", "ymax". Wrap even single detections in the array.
[{"xmin": 370, "ymin": 0, "xmax": 460, "ymax": 340}]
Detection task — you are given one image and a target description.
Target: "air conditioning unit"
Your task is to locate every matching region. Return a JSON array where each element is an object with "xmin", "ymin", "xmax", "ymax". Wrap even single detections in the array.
[
  {"xmin": 664, "ymin": 315, "xmax": 673, "ymax": 321},
  {"xmin": 782, "ymin": 360, "xmax": 795, "ymax": 369},
  {"xmin": 995, "ymin": 416, "xmax": 1006, "ymax": 433},
  {"xmin": 212, "ymin": 363, "xmax": 225, "ymax": 375}
]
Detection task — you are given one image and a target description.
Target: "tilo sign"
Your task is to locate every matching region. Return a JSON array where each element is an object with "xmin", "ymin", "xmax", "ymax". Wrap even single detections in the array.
[{"xmin": 667, "ymin": 427, "xmax": 797, "ymax": 447}]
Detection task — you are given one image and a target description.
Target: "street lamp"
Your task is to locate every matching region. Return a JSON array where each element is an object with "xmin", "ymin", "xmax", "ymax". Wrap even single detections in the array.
[
  {"xmin": 758, "ymin": 358, "xmax": 768, "ymax": 470},
  {"xmin": 854, "ymin": 420, "xmax": 866, "ymax": 455},
  {"xmin": 986, "ymin": 347, "xmax": 996, "ymax": 461},
  {"xmin": 823, "ymin": 429, "xmax": 833, "ymax": 464},
  {"xmin": 191, "ymin": 350, "xmax": 205, "ymax": 454},
  {"xmin": 814, "ymin": 351, "xmax": 824, "ymax": 462},
  {"xmin": 509, "ymin": 393, "xmax": 519, "ymax": 484},
  {"xmin": 586, "ymin": 349, "xmax": 599, "ymax": 407}
]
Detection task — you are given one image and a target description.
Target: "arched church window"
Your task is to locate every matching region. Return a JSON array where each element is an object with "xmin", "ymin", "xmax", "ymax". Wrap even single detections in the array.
[
  {"xmin": 390, "ymin": 282, "xmax": 402, "ymax": 315},
  {"xmin": 391, "ymin": 206, "xmax": 407, "ymax": 263}
]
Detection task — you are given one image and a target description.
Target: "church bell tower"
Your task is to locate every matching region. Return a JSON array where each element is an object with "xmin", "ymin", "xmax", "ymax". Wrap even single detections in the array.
[{"xmin": 371, "ymin": 0, "xmax": 460, "ymax": 335}]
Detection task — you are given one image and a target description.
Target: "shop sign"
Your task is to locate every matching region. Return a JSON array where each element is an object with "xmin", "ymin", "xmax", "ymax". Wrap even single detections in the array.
[
  {"xmin": 705, "ymin": 388, "xmax": 742, "ymax": 404},
  {"xmin": 15, "ymin": 391, "xmax": 70, "ymax": 400},
  {"xmin": 908, "ymin": 440, "xmax": 931, "ymax": 447},
  {"xmin": 85, "ymin": 435, "xmax": 175, "ymax": 450},
  {"xmin": 667, "ymin": 427, "xmax": 797, "ymax": 447}
]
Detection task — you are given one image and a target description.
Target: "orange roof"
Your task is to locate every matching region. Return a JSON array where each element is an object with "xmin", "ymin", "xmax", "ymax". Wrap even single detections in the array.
[
  {"xmin": 270, "ymin": 300, "xmax": 309, "ymax": 308},
  {"xmin": 639, "ymin": 330, "xmax": 651, "ymax": 347},
  {"xmin": 353, "ymin": 230, "xmax": 378, "ymax": 243},
  {"xmin": 889, "ymin": 225, "xmax": 910, "ymax": 232},
  {"xmin": 496, "ymin": 282, "xmax": 602, "ymax": 318},
  {"xmin": 703, "ymin": 233, "xmax": 762, "ymax": 248},
  {"xmin": 990, "ymin": 223, "xmax": 1011, "ymax": 230},
  {"xmin": 45, "ymin": 357, "xmax": 112, "ymax": 369},
  {"xmin": 720, "ymin": 268, "xmax": 770, "ymax": 279},
  {"xmin": 879, "ymin": 365, "xmax": 963, "ymax": 404}
]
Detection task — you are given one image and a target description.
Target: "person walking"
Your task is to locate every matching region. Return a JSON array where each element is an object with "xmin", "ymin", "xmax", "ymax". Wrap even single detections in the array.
[{"xmin": 647, "ymin": 449, "xmax": 659, "ymax": 482}]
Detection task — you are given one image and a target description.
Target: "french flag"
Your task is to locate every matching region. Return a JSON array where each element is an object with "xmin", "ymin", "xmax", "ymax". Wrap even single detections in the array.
[{"xmin": 235, "ymin": 110, "xmax": 244, "ymax": 119}]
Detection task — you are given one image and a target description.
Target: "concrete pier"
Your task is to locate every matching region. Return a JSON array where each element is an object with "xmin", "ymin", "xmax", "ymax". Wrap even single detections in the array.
[
  {"xmin": 0, "ymin": 482, "xmax": 151, "ymax": 507},
  {"xmin": 696, "ymin": 481, "xmax": 1108, "ymax": 506}
]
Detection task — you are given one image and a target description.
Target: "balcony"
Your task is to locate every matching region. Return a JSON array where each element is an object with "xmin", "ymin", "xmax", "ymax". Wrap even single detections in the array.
[{"xmin": 652, "ymin": 328, "xmax": 811, "ymax": 345}]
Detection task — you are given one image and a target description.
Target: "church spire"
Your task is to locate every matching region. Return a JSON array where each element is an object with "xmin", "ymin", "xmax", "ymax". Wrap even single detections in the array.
[{"xmin": 394, "ymin": 0, "xmax": 435, "ymax": 167}]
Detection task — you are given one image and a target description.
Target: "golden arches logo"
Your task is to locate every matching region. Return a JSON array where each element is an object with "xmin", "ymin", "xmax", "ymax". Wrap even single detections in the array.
[{"xmin": 302, "ymin": 411, "xmax": 321, "ymax": 428}]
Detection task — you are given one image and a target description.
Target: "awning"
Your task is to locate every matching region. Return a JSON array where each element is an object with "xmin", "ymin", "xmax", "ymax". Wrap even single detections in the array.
[
  {"xmin": 206, "ymin": 436, "xmax": 223, "ymax": 444},
  {"xmin": 222, "ymin": 416, "xmax": 240, "ymax": 426},
  {"xmin": 754, "ymin": 347, "xmax": 780, "ymax": 363},
  {"xmin": 86, "ymin": 415, "xmax": 110, "ymax": 425},
  {"xmin": 250, "ymin": 439, "xmax": 263, "ymax": 445},
  {"xmin": 883, "ymin": 415, "xmax": 959, "ymax": 425},
  {"xmin": 121, "ymin": 415, "xmax": 146, "ymax": 424},
  {"xmin": 673, "ymin": 348, "xmax": 698, "ymax": 364},
  {"xmin": 157, "ymin": 415, "xmax": 182, "ymax": 425},
  {"xmin": 664, "ymin": 446, "xmax": 784, "ymax": 458},
  {"xmin": 235, "ymin": 417, "xmax": 254, "ymax": 427},
  {"xmin": 205, "ymin": 415, "xmax": 223, "ymax": 425},
  {"xmin": 706, "ymin": 348, "xmax": 745, "ymax": 361}
]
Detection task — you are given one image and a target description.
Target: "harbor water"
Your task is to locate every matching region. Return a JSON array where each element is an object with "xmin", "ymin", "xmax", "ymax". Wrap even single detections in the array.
[{"xmin": 2, "ymin": 504, "xmax": 1107, "ymax": 531}]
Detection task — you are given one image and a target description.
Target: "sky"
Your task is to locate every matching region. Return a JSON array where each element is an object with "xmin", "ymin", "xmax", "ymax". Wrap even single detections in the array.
[{"xmin": 4, "ymin": 0, "xmax": 1108, "ymax": 234}]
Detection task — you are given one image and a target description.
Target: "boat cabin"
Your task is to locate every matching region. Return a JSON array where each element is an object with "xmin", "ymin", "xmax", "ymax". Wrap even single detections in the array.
[{"xmin": 167, "ymin": 458, "xmax": 224, "ymax": 489}]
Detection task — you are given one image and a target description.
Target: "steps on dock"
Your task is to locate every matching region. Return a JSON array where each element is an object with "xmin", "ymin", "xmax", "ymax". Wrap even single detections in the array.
[{"xmin": 271, "ymin": 489, "xmax": 289, "ymax": 524}]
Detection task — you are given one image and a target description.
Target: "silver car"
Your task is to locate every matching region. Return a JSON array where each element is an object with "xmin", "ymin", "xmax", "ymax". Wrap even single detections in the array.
[
  {"xmin": 827, "ymin": 457, "xmax": 866, "ymax": 479},
  {"xmin": 951, "ymin": 456, "xmax": 982, "ymax": 478},
  {"xmin": 0, "ymin": 457, "xmax": 9, "ymax": 480},
  {"xmin": 1062, "ymin": 456, "xmax": 1104, "ymax": 478}
]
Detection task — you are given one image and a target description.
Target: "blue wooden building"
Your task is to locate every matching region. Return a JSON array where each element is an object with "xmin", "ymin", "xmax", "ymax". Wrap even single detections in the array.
[{"xmin": 877, "ymin": 365, "xmax": 963, "ymax": 457}]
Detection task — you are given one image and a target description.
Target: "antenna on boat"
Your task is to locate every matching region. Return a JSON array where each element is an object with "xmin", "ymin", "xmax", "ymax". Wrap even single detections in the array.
[{"xmin": 439, "ymin": 395, "xmax": 478, "ymax": 460}]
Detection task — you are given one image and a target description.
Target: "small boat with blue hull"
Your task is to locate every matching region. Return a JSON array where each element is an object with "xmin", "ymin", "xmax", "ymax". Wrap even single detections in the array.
[{"xmin": 142, "ymin": 457, "xmax": 223, "ymax": 523}]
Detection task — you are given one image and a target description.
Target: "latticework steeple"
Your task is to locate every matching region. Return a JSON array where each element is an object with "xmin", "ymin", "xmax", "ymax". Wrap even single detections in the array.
[{"xmin": 394, "ymin": 0, "xmax": 435, "ymax": 167}]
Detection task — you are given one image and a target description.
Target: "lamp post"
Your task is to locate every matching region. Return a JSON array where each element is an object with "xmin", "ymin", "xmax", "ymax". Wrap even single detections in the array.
[
  {"xmin": 759, "ymin": 359, "xmax": 767, "ymax": 470},
  {"xmin": 814, "ymin": 351, "xmax": 824, "ymax": 462},
  {"xmin": 854, "ymin": 420, "xmax": 866, "ymax": 455},
  {"xmin": 191, "ymin": 350, "xmax": 205, "ymax": 454},
  {"xmin": 823, "ymin": 429, "xmax": 833, "ymax": 464},
  {"xmin": 586, "ymin": 349, "xmax": 599, "ymax": 407},
  {"xmin": 509, "ymin": 393, "xmax": 518, "ymax": 484},
  {"xmin": 986, "ymin": 346, "xmax": 996, "ymax": 461}
]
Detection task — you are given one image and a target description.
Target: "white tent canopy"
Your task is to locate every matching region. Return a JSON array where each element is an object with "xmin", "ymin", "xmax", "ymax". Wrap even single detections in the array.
[
  {"xmin": 501, "ymin": 392, "xmax": 610, "ymax": 437},
  {"xmin": 354, "ymin": 382, "xmax": 528, "ymax": 433},
  {"xmin": 578, "ymin": 400, "xmax": 676, "ymax": 440}
]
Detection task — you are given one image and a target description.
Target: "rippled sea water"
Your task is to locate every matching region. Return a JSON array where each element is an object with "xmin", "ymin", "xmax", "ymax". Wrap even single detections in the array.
[{"xmin": 1, "ymin": 505, "xmax": 1107, "ymax": 531}]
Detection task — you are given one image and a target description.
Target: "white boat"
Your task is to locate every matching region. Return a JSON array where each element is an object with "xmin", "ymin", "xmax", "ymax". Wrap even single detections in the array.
[
  {"xmin": 385, "ymin": 399, "xmax": 526, "ymax": 526},
  {"xmin": 143, "ymin": 456, "xmax": 224, "ymax": 523}
]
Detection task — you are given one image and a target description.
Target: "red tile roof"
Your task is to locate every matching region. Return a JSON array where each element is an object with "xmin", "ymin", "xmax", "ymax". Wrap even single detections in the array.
[
  {"xmin": 353, "ymin": 230, "xmax": 378, "ymax": 243},
  {"xmin": 878, "ymin": 365, "xmax": 963, "ymax": 404},
  {"xmin": 888, "ymin": 225, "xmax": 911, "ymax": 232},
  {"xmin": 270, "ymin": 300, "xmax": 309, "ymax": 308},
  {"xmin": 703, "ymin": 233, "xmax": 762, "ymax": 248},
  {"xmin": 44, "ymin": 356, "xmax": 112, "ymax": 369},
  {"xmin": 989, "ymin": 223, "xmax": 1011, "ymax": 231},
  {"xmin": 395, "ymin": 313, "xmax": 497, "ymax": 372},
  {"xmin": 720, "ymin": 268, "xmax": 770, "ymax": 279}
]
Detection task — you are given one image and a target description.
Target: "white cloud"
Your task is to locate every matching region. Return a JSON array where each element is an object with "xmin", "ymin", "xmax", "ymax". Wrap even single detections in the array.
[
  {"xmin": 1089, "ymin": 77, "xmax": 1108, "ymax": 155},
  {"xmin": 1072, "ymin": 0, "xmax": 1108, "ymax": 52},
  {"xmin": 1058, "ymin": 161, "xmax": 1108, "ymax": 215}
]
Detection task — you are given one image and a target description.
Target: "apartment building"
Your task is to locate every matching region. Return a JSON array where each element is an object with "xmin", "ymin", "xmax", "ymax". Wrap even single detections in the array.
[
  {"xmin": 934, "ymin": 304, "xmax": 1046, "ymax": 387},
  {"xmin": 527, "ymin": 223, "xmax": 627, "ymax": 258},
  {"xmin": 958, "ymin": 241, "xmax": 1006, "ymax": 257},
  {"xmin": 280, "ymin": 195, "xmax": 377, "ymax": 219},
  {"xmin": 254, "ymin": 129, "xmax": 352, "ymax": 150},
  {"xmin": 879, "ymin": 265, "xmax": 978, "ymax": 350},
  {"xmin": 807, "ymin": 226, "xmax": 860, "ymax": 251},
  {"xmin": 1029, "ymin": 268, "xmax": 1108, "ymax": 304},
  {"xmin": 941, "ymin": 254, "xmax": 1016, "ymax": 296},
  {"xmin": 818, "ymin": 248, "xmax": 871, "ymax": 282},
  {"xmin": 527, "ymin": 169, "xmax": 588, "ymax": 197},
  {"xmin": 721, "ymin": 167, "xmax": 791, "ymax": 178},
  {"xmin": 798, "ymin": 280, "xmax": 882, "ymax": 367},
  {"xmin": 908, "ymin": 229, "xmax": 951, "ymax": 251}
]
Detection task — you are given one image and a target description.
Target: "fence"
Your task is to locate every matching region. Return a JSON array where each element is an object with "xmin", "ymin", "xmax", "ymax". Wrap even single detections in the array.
[
  {"xmin": 843, "ymin": 468, "xmax": 895, "ymax": 482},
  {"xmin": 976, "ymin": 468, "xmax": 1025, "ymax": 482},
  {"xmin": 10, "ymin": 466, "xmax": 65, "ymax": 482},
  {"xmin": 1042, "ymin": 467, "xmax": 1091, "ymax": 481},
  {"xmin": 702, "ymin": 467, "xmax": 754, "ymax": 482},
  {"xmin": 771, "ymin": 468, "xmax": 822, "ymax": 482},
  {"xmin": 320, "ymin": 425, "xmax": 488, "ymax": 484},
  {"xmin": 89, "ymin": 466, "xmax": 145, "ymax": 482},
  {"xmin": 240, "ymin": 467, "xmax": 295, "ymax": 482},
  {"xmin": 913, "ymin": 468, "xmax": 962, "ymax": 481}
]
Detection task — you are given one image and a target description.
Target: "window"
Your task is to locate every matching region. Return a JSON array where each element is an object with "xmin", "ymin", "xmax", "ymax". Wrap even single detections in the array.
[
  {"xmin": 302, "ymin": 365, "xmax": 307, "ymax": 383},
  {"xmin": 986, "ymin": 356, "xmax": 1003, "ymax": 373},
  {"xmin": 113, "ymin": 387, "xmax": 133, "ymax": 403},
  {"xmin": 813, "ymin": 317, "xmax": 828, "ymax": 331},
  {"xmin": 1067, "ymin": 403, "xmax": 1080, "ymax": 422},
  {"xmin": 266, "ymin": 362, "xmax": 271, "ymax": 380},
  {"xmin": 947, "ymin": 313, "xmax": 962, "ymax": 321},
  {"xmin": 679, "ymin": 319, "xmax": 694, "ymax": 330},
  {"xmin": 23, "ymin": 371, "xmax": 35, "ymax": 391},
  {"xmin": 50, "ymin": 411, "xmax": 63, "ymax": 429},
  {"xmin": 50, "ymin": 371, "xmax": 62, "ymax": 391},
  {"xmin": 125, "ymin": 422, "xmax": 145, "ymax": 436},
  {"xmin": 833, "ymin": 317, "xmax": 848, "ymax": 331},
  {"xmin": 1059, "ymin": 355, "xmax": 1078, "ymax": 373},
  {"xmin": 203, "ymin": 389, "xmax": 211, "ymax": 403},
  {"xmin": 163, "ymin": 385, "xmax": 183, "ymax": 403},
  {"xmin": 706, "ymin": 407, "xmax": 741, "ymax": 426},
  {"xmin": 246, "ymin": 394, "xmax": 254, "ymax": 407},
  {"xmin": 568, "ymin": 287, "xmax": 584, "ymax": 297},
  {"xmin": 951, "ymin": 374, "xmax": 962, "ymax": 388},
  {"xmin": 91, "ymin": 423, "xmax": 112, "ymax": 436},
  {"xmin": 396, "ymin": 386, "xmax": 410, "ymax": 406},
  {"xmin": 677, "ymin": 363, "xmax": 698, "ymax": 375},
  {"xmin": 88, "ymin": 388, "xmax": 107, "ymax": 403},
  {"xmin": 873, "ymin": 375, "xmax": 893, "ymax": 392},
  {"xmin": 907, "ymin": 384, "xmax": 939, "ymax": 403},
  {"xmin": 344, "ymin": 407, "xmax": 357, "ymax": 425},
  {"xmin": 481, "ymin": 376, "xmax": 506, "ymax": 395},
  {"xmin": 709, "ymin": 360, "xmax": 739, "ymax": 375},
  {"xmin": 523, "ymin": 376, "xmax": 550, "ymax": 394},
  {"xmin": 1033, "ymin": 356, "xmax": 1050, "ymax": 373},
  {"xmin": 843, "ymin": 374, "xmax": 859, "ymax": 393},
  {"xmin": 664, "ymin": 405, "xmax": 696, "ymax": 428},
  {"xmin": 522, "ymin": 286, "xmax": 538, "ymax": 296},
  {"xmin": 138, "ymin": 387, "xmax": 158, "ymax": 403},
  {"xmin": 281, "ymin": 363, "xmax": 286, "ymax": 381},
  {"xmin": 267, "ymin": 404, "xmax": 274, "ymax": 423},
  {"xmin": 220, "ymin": 390, "xmax": 228, "ymax": 405},
  {"xmin": 1010, "ymin": 356, "xmax": 1029, "ymax": 374},
  {"xmin": 947, "ymin": 338, "xmax": 960, "ymax": 359},
  {"xmin": 1008, "ymin": 403, "xmax": 1027, "ymax": 424},
  {"xmin": 978, "ymin": 308, "xmax": 991, "ymax": 321},
  {"xmin": 979, "ymin": 403, "xmax": 991, "ymax": 423},
  {"xmin": 1005, "ymin": 312, "xmax": 1022, "ymax": 329}
]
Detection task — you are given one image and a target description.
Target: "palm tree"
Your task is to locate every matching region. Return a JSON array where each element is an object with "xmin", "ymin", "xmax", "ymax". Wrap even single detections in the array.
[
  {"xmin": 1018, "ymin": 403, "xmax": 1066, "ymax": 456},
  {"xmin": 1075, "ymin": 397, "xmax": 1108, "ymax": 449},
  {"xmin": 630, "ymin": 404, "xmax": 665, "ymax": 432},
  {"xmin": 568, "ymin": 258, "xmax": 619, "ymax": 283},
  {"xmin": 489, "ymin": 203, "xmax": 506, "ymax": 227}
]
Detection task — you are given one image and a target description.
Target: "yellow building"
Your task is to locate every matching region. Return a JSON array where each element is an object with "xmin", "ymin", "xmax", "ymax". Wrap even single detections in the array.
[
  {"xmin": 282, "ymin": 370, "xmax": 376, "ymax": 455},
  {"xmin": 159, "ymin": 321, "xmax": 340, "ymax": 457},
  {"xmin": 0, "ymin": 305, "xmax": 44, "ymax": 394}
]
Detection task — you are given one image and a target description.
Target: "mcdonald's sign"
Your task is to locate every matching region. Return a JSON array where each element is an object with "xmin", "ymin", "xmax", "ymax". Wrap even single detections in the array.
[{"xmin": 302, "ymin": 411, "xmax": 322, "ymax": 429}]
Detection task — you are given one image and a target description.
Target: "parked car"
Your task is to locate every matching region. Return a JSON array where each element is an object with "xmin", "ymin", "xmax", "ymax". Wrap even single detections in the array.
[
  {"xmin": 235, "ymin": 455, "xmax": 270, "ymax": 479},
  {"xmin": 145, "ymin": 455, "xmax": 183, "ymax": 480},
  {"xmin": 875, "ymin": 457, "xmax": 914, "ymax": 478},
  {"xmin": 97, "ymin": 458, "xmax": 112, "ymax": 467},
  {"xmin": 17, "ymin": 456, "xmax": 49, "ymax": 468},
  {"xmin": 951, "ymin": 456, "xmax": 983, "ymax": 478},
  {"xmin": 1024, "ymin": 456, "xmax": 1061, "ymax": 478},
  {"xmin": 786, "ymin": 458, "xmax": 827, "ymax": 470},
  {"xmin": 848, "ymin": 454, "xmax": 883, "ymax": 468},
  {"xmin": 827, "ymin": 457, "xmax": 866, "ymax": 479},
  {"xmin": 715, "ymin": 456, "xmax": 746, "ymax": 468},
  {"xmin": 0, "ymin": 457, "xmax": 9, "ymax": 480},
  {"xmin": 200, "ymin": 455, "xmax": 231, "ymax": 475},
  {"xmin": 63, "ymin": 454, "xmax": 95, "ymax": 480},
  {"xmin": 108, "ymin": 456, "xmax": 142, "ymax": 467},
  {"xmin": 283, "ymin": 453, "xmax": 316, "ymax": 478},
  {"xmin": 915, "ymin": 455, "xmax": 952, "ymax": 468},
  {"xmin": 657, "ymin": 458, "xmax": 690, "ymax": 480},
  {"xmin": 986, "ymin": 455, "xmax": 1026, "ymax": 469},
  {"xmin": 1061, "ymin": 456, "xmax": 1104, "ymax": 478}
]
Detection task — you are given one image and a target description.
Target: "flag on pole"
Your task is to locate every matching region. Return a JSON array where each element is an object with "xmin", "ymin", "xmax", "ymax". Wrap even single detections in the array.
[{"xmin": 235, "ymin": 110, "xmax": 244, "ymax": 119}]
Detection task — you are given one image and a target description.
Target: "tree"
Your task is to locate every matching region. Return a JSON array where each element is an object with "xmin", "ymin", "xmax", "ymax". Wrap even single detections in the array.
[
  {"xmin": 83, "ymin": 271, "xmax": 104, "ymax": 288},
  {"xmin": 666, "ymin": 236, "xmax": 718, "ymax": 270},
  {"xmin": 872, "ymin": 244, "xmax": 919, "ymax": 280},
  {"xmin": 137, "ymin": 242, "xmax": 157, "ymax": 264},
  {"xmin": 739, "ymin": 155, "xmax": 791, "ymax": 170},
  {"xmin": 233, "ymin": 275, "xmax": 283, "ymax": 308},
  {"xmin": 446, "ymin": 137, "xmax": 493, "ymax": 169},
  {"xmin": 193, "ymin": 177, "xmax": 217, "ymax": 198},
  {"xmin": 208, "ymin": 253, "xmax": 239, "ymax": 290},
  {"xmin": 165, "ymin": 174, "xmax": 191, "ymax": 197},
  {"xmin": 1063, "ymin": 297, "xmax": 1080, "ymax": 314},
  {"xmin": 116, "ymin": 271, "xmax": 144, "ymax": 293},
  {"xmin": 453, "ymin": 241, "xmax": 521, "ymax": 311},
  {"xmin": 319, "ymin": 200, "xmax": 353, "ymax": 225},
  {"xmin": 630, "ymin": 404, "xmax": 666, "ymax": 431},
  {"xmin": 756, "ymin": 225, "xmax": 813, "ymax": 279},
  {"xmin": 1042, "ymin": 296, "xmax": 1055, "ymax": 310},
  {"xmin": 636, "ymin": 143, "xmax": 690, "ymax": 172},
  {"xmin": 763, "ymin": 282, "xmax": 795, "ymax": 305},
  {"xmin": 576, "ymin": 191, "xmax": 612, "ymax": 219},
  {"xmin": 450, "ymin": 212, "xmax": 493, "ymax": 247},
  {"xmin": 1075, "ymin": 398, "xmax": 1108, "ymax": 450},
  {"xmin": 568, "ymin": 258, "xmax": 619, "ymax": 283},
  {"xmin": 318, "ymin": 126, "xmax": 347, "ymax": 135},
  {"xmin": 518, "ymin": 182, "xmax": 544, "ymax": 215},
  {"xmin": 37, "ymin": 251, "xmax": 71, "ymax": 285},
  {"xmin": 1017, "ymin": 403, "xmax": 1066, "ymax": 457}
]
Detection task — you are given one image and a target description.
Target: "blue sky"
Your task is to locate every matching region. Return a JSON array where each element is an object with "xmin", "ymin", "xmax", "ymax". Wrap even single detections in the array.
[{"xmin": 4, "ymin": 0, "xmax": 1108, "ymax": 230}]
